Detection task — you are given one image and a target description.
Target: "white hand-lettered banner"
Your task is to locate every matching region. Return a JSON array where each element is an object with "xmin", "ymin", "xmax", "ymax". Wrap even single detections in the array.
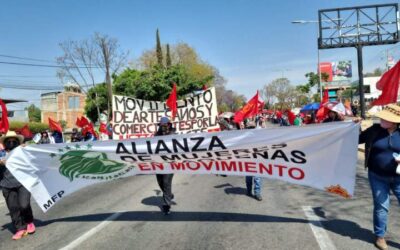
[
  {"xmin": 112, "ymin": 87, "xmax": 220, "ymax": 139},
  {"xmin": 6, "ymin": 122, "xmax": 359, "ymax": 212}
]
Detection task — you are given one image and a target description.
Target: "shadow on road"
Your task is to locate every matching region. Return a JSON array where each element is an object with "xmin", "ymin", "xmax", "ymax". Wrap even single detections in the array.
[
  {"xmin": 25, "ymin": 211, "xmax": 311, "ymax": 225},
  {"xmin": 322, "ymin": 218, "xmax": 400, "ymax": 249},
  {"xmin": 2, "ymin": 208, "xmax": 400, "ymax": 248},
  {"xmin": 213, "ymin": 182, "xmax": 248, "ymax": 196},
  {"xmin": 141, "ymin": 196, "xmax": 177, "ymax": 207},
  {"xmin": 224, "ymin": 187, "xmax": 248, "ymax": 196}
]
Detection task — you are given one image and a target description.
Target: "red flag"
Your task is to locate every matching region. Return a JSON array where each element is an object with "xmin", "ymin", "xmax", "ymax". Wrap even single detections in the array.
[
  {"xmin": 316, "ymin": 88, "xmax": 330, "ymax": 121},
  {"xmin": 76, "ymin": 116, "xmax": 90, "ymax": 128},
  {"xmin": 76, "ymin": 117, "xmax": 82, "ymax": 127},
  {"xmin": 286, "ymin": 110, "xmax": 296, "ymax": 125},
  {"xmin": 18, "ymin": 124, "xmax": 33, "ymax": 138},
  {"xmin": 166, "ymin": 83, "xmax": 177, "ymax": 120},
  {"xmin": 202, "ymin": 85, "xmax": 208, "ymax": 91},
  {"xmin": 234, "ymin": 91, "xmax": 261, "ymax": 123},
  {"xmin": 99, "ymin": 123, "xmax": 111, "ymax": 136},
  {"xmin": 322, "ymin": 88, "xmax": 329, "ymax": 104},
  {"xmin": 48, "ymin": 117, "xmax": 63, "ymax": 133},
  {"xmin": 372, "ymin": 61, "xmax": 400, "ymax": 106},
  {"xmin": 82, "ymin": 123, "xmax": 98, "ymax": 138},
  {"xmin": 0, "ymin": 99, "xmax": 9, "ymax": 134}
]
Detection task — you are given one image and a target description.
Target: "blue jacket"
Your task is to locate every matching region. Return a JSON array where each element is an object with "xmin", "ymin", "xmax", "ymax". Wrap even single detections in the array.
[{"xmin": 359, "ymin": 124, "xmax": 400, "ymax": 177}]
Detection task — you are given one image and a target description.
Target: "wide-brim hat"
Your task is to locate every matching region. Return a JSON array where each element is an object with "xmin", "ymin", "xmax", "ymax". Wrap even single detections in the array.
[
  {"xmin": 375, "ymin": 104, "xmax": 400, "ymax": 123},
  {"xmin": 0, "ymin": 131, "xmax": 24, "ymax": 145}
]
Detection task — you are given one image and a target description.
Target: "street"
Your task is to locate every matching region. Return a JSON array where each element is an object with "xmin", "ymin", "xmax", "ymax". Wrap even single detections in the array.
[{"xmin": 0, "ymin": 152, "xmax": 399, "ymax": 250}]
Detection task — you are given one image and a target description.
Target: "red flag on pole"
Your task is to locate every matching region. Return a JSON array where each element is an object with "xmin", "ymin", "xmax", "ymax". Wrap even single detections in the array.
[
  {"xmin": 234, "ymin": 91, "xmax": 261, "ymax": 123},
  {"xmin": 286, "ymin": 110, "xmax": 296, "ymax": 125},
  {"xmin": 76, "ymin": 117, "xmax": 82, "ymax": 127},
  {"xmin": 48, "ymin": 117, "xmax": 62, "ymax": 133},
  {"xmin": 0, "ymin": 99, "xmax": 9, "ymax": 134},
  {"xmin": 316, "ymin": 88, "xmax": 330, "ymax": 121},
  {"xmin": 166, "ymin": 83, "xmax": 177, "ymax": 120},
  {"xmin": 76, "ymin": 116, "xmax": 90, "ymax": 128},
  {"xmin": 322, "ymin": 88, "xmax": 329, "ymax": 104},
  {"xmin": 18, "ymin": 124, "xmax": 33, "ymax": 138},
  {"xmin": 372, "ymin": 61, "xmax": 400, "ymax": 106}
]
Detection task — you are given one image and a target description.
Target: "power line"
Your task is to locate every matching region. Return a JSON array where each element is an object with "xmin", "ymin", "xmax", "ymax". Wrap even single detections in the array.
[
  {"xmin": 0, "ymin": 84, "xmax": 63, "ymax": 90},
  {"xmin": 0, "ymin": 78, "xmax": 62, "ymax": 84},
  {"xmin": 0, "ymin": 75, "xmax": 57, "ymax": 78},
  {"xmin": 0, "ymin": 61, "xmax": 102, "ymax": 69},
  {"xmin": 0, "ymin": 54, "xmax": 55, "ymax": 63},
  {"xmin": 0, "ymin": 54, "xmax": 103, "ymax": 68}
]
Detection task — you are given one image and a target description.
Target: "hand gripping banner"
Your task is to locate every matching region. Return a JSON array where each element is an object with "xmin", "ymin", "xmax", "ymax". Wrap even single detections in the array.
[{"xmin": 6, "ymin": 122, "xmax": 359, "ymax": 212}]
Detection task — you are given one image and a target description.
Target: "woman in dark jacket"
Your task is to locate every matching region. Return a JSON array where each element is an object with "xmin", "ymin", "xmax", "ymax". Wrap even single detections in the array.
[
  {"xmin": 155, "ymin": 116, "xmax": 175, "ymax": 215},
  {"xmin": 358, "ymin": 104, "xmax": 400, "ymax": 250},
  {"xmin": 0, "ymin": 131, "xmax": 35, "ymax": 240}
]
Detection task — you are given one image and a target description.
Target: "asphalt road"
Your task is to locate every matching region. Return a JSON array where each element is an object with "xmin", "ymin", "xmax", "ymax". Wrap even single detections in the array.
[{"xmin": 0, "ymin": 152, "xmax": 399, "ymax": 250}]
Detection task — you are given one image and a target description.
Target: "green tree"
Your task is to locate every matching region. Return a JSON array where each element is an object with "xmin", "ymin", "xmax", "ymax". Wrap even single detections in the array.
[
  {"xmin": 26, "ymin": 104, "xmax": 41, "ymax": 122},
  {"xmin": 156, "ymin": 29, "xmax": 163, "ymax": 67},
  {"xmin": 364, "ymin": 67, "xmax": 383, "ymax": 77},
  {"xmin": 85, "ymin": 83, "xmax": 109, "ymax": 122},
  {"xmin": 166, "ymin": 44, "xmax": 172, "ymax": 68},
  {"xmin": 260, "ymin": 78, "xmax": 301, "ymax": 109},
  {"xmin": 113, "ymin": 64, "xmax": 207, "ymax": 101}
]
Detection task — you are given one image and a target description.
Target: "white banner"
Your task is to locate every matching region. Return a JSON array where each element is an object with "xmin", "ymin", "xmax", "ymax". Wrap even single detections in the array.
[
  {"xmin": 112, "ymin": 87, "xmax": 220, "ymax": 139},
  {"xmin": 6, "ymin": 122, "xmax": 359, "ymax": 212}
]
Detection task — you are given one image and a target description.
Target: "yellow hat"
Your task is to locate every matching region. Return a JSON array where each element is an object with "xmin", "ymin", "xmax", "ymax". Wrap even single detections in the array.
[
  {"xmin": 0, "ymin": 131, "xmax": 24, "ymax": 145},
  {"xmin": 375, "ymin": 104, "xmax": 400, "ymax": 123}
]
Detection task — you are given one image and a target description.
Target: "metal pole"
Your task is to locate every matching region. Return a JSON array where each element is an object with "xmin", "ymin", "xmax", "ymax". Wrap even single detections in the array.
[
  {"xmin": 317, "ymin": 24, "xmax": 322, "ymax": 101},
  {"xmin": 356, "ymin": 45, "xmax": 365, "ymax": 118},
  {"xmin": 318, "ymin": 48, "xmax": 322, "ymax": 101}
]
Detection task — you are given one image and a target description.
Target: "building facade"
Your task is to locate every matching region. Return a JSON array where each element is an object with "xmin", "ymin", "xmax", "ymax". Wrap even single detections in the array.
[{"xmin": 41, "ymin": 84, "xmax": 86, "ymax": 129}]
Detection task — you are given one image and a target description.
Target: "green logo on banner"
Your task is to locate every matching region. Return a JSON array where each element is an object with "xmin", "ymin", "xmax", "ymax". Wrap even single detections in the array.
[{"xmin": 52, "ymin": 144, "xmax": 134, "ymax": 181}]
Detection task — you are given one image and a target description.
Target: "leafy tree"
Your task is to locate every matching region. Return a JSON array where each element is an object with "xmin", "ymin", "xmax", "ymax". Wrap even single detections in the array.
[
  {"xmin": 217, "ymin": 90, "xmax": 246, "ymax": 112},
  {"xmin": 260, "ymin": 78, "xmax": 305, "ymax": 109},
  {"xmin": 156, "ymin": 29, "xmax": 163, "ymax": 67},
  {"xmin": 364, "ymin": 67, "xmax": 383, "ymax": 77},
  {"xmin": 26, "ymin": 104, "xmax": 41, "ymax": 122},
  {"xmin": 85, "ymin": 83, "xmax": 108, "ymax": 122},
  {"xmin": 133, "ymin": 41, "xmax": 243, "ymax": 111}
]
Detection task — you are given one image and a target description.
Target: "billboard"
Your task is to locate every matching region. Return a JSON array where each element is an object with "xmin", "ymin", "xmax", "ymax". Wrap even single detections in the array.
[{"xmin": 319, "ymin": 61, "xmax": 352, "ymax": 82}]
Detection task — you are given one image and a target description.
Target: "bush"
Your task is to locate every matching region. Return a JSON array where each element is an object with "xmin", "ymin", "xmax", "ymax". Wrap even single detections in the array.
[{"xmin": 9, "ymin": 121, "xmax": 49, "ymax": 134}]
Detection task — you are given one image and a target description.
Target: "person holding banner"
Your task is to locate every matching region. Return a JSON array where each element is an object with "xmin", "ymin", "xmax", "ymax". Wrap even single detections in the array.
[
  {"xmin": 357, "ymin": 104, "xmax": 400, "ymax": 250},
  {"xmin": 38, "ymin": 131, "xmax": 54, "ymax": 144},
  {"xmin": 244, "ymin": 123, "xmax": 263, "ymax": 201},
  {"xmin": 0, "ymin": 131, "xmax": 35, "ymax": 240},
  {"xmin": 323, "ymin": 110, "xmax": 343, "ymax": 123},
  {"xmin": 155, "ymin": 116, "xmax": 175, "ymax": 215}
]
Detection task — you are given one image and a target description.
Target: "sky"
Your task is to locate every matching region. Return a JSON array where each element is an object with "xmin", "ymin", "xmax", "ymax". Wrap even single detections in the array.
[{"xmin": 0, "ymin": 0, "xmax": 399, "ymax": 111}]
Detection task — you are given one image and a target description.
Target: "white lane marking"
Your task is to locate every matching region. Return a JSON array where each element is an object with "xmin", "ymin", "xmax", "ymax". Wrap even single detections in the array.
[
  {"xmin": 59, "ymin": 212, "xmax": 122, "ymax": 250},
  {"xmin": 0, "ymin": 200, "xmax": 5, "ymax": 206},
  {"xmin": 302, "ymin": 206, "xmax": 336, "ymax": 250}
]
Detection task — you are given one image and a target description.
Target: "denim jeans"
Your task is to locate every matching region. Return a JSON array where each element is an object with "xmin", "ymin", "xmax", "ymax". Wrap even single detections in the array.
[
  {"xmin": 368, "ymin": 171, "xmax": 400, "ymax": 237},
  {"xmin": 246, "ymin": 176, "xmax": 262, "ymax": 195}
]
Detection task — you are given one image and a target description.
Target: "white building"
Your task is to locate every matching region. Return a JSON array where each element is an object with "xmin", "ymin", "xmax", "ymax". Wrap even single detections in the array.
[{"xmin": 363, "ymin": 76, "xmax": 382, "ymax": 100}]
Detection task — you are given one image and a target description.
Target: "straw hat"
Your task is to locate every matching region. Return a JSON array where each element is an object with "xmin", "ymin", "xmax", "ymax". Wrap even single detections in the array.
[
  {"xmin": 375, "ymin": 104, "xmax": 400, "ymax": 123},
  {"xmin": 0, "ymin": 131, "xmax": 24, "ymax": 145}
]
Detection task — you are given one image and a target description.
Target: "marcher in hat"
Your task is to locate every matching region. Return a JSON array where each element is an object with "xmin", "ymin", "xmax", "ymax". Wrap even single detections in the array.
[
  {"xmin": 322, "ymin": 110, "xmax": 343, "ymax": 123},
  {"xmin": 155, "ymin": 116, "xmax": 175, "ymax": 215},
  {"xmin": 0, "ymin": 131, "xmax": 35, "ymax": 240},
  {"xmin": 356, "ymin": 103, "xmax": 400, "ymax": 250}
]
